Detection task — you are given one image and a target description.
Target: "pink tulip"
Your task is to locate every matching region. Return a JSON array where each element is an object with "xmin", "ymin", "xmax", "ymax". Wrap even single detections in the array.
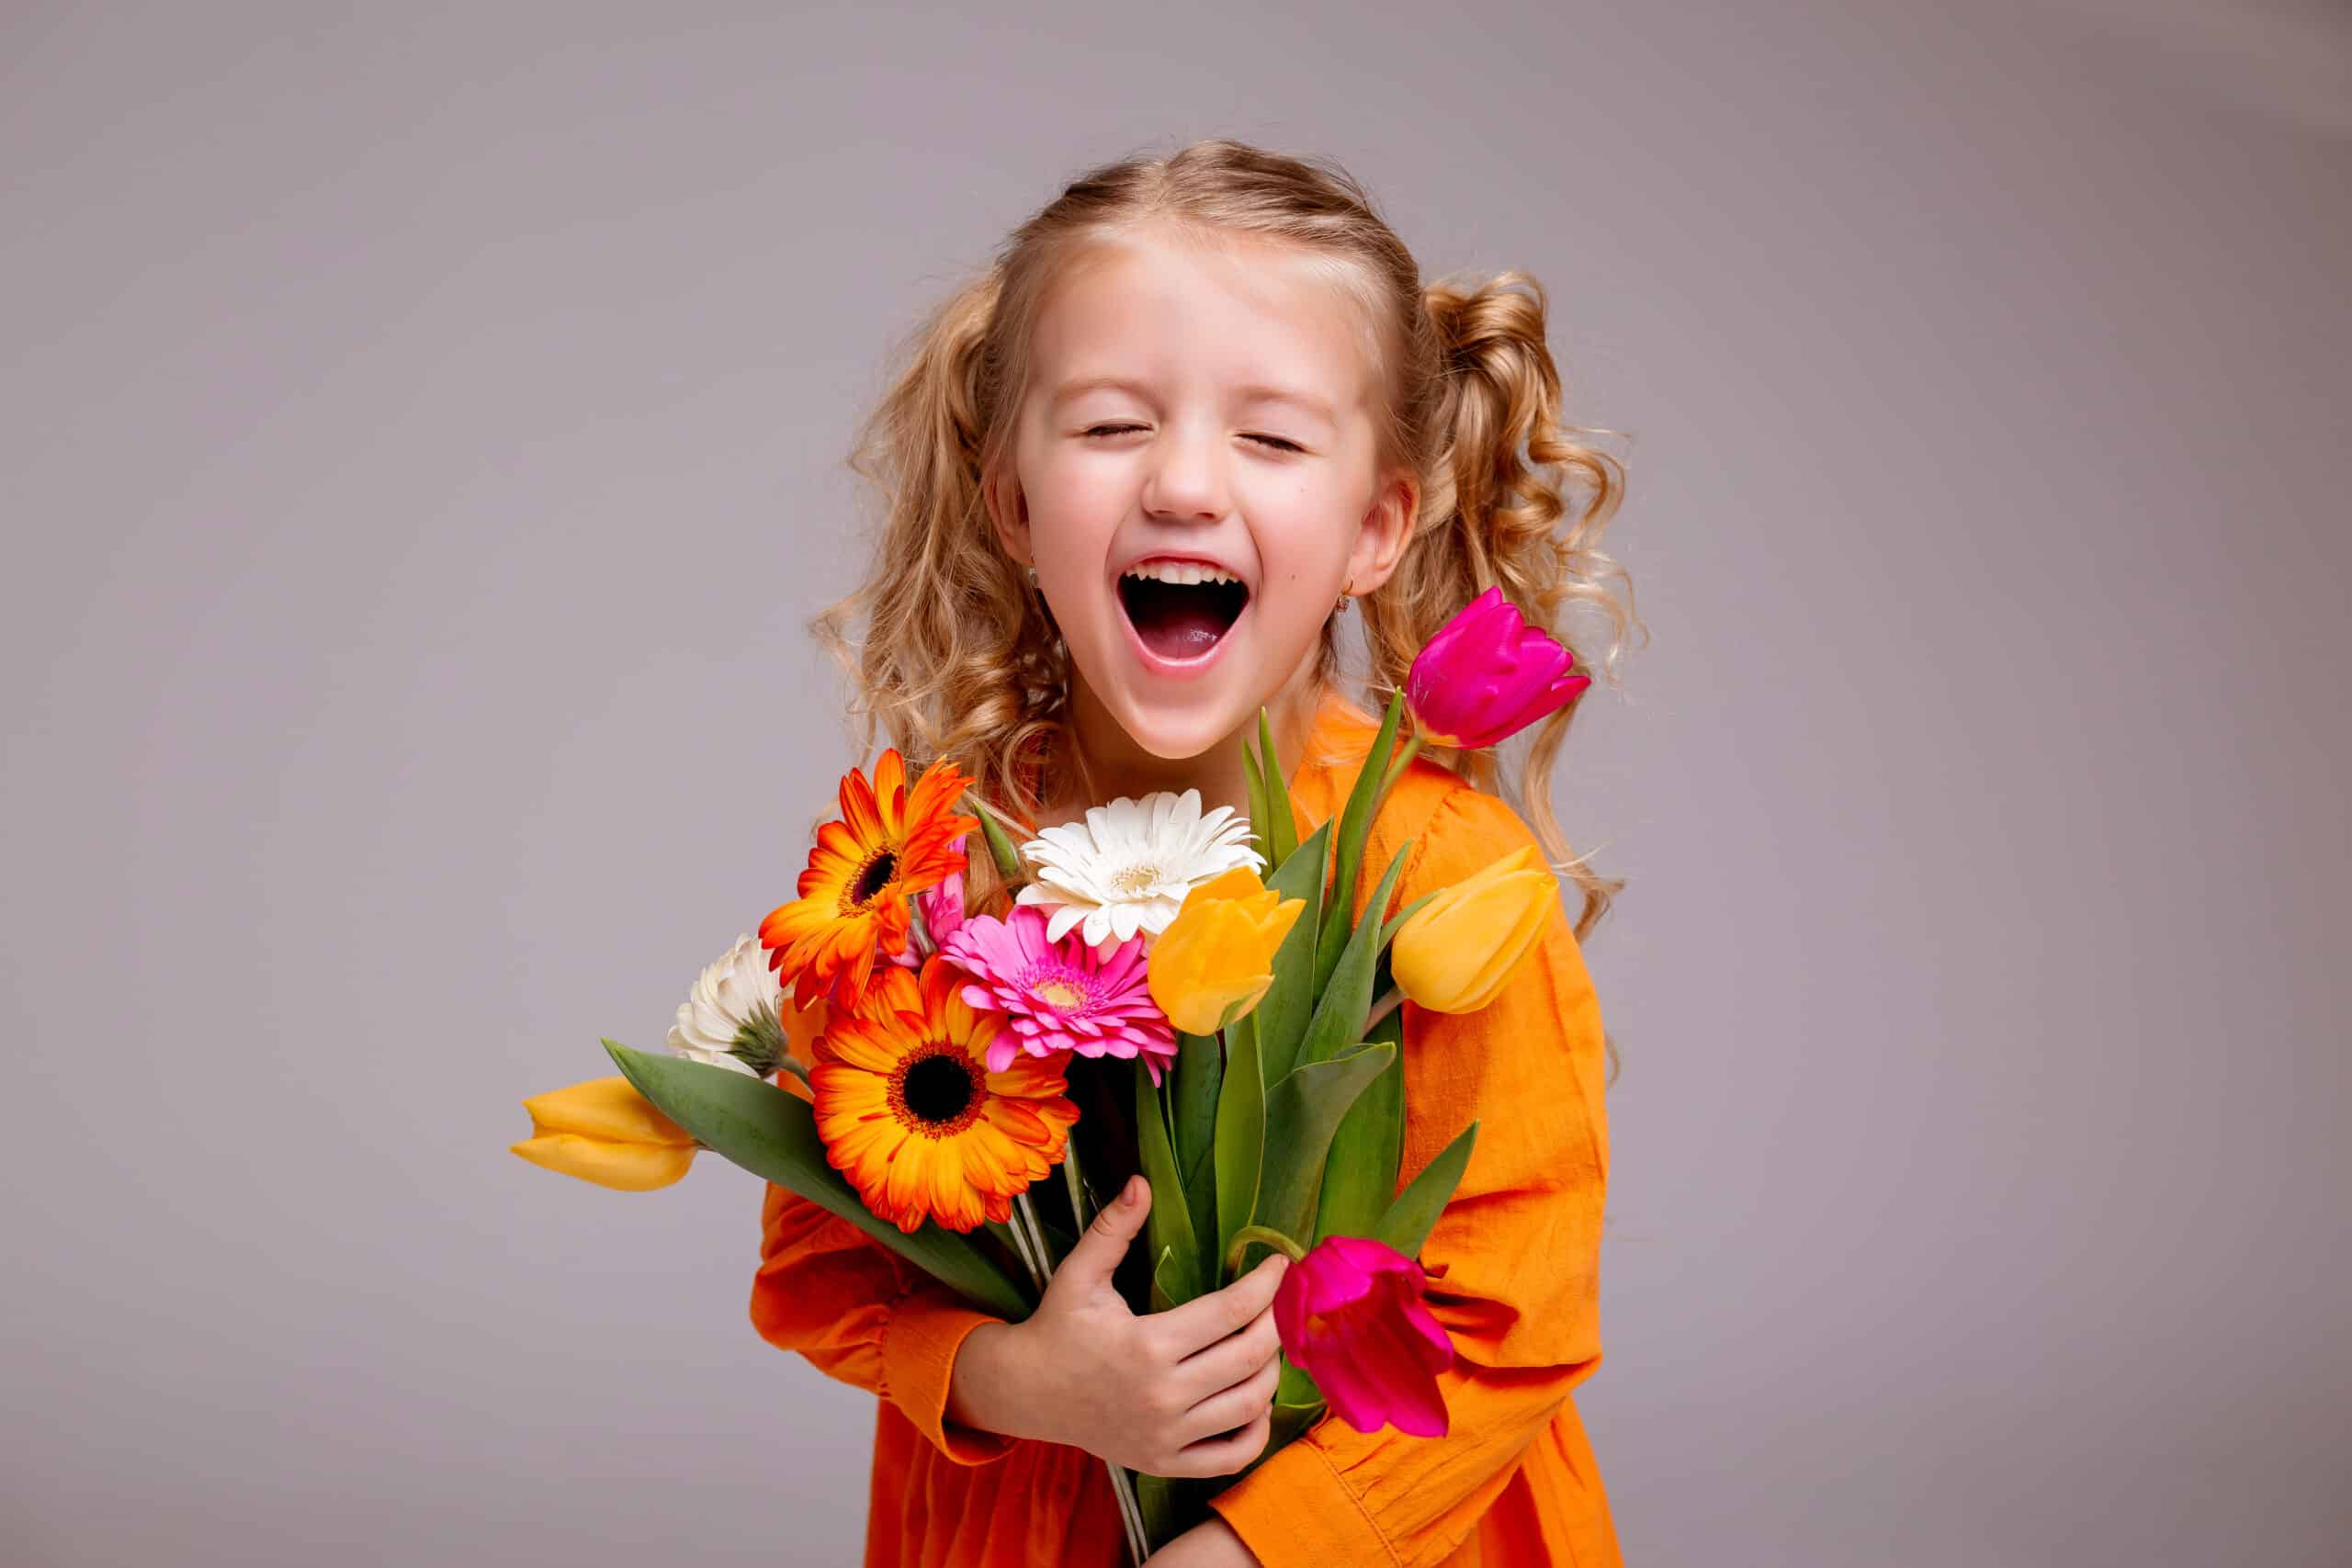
[
  {"xmin": 1405, "ymin": 585, "xmax": 1590, "ymax": 750},
  {"xmin": 1273, "ymin": 1234, "xmax": 1455, "ymax": 1437}
]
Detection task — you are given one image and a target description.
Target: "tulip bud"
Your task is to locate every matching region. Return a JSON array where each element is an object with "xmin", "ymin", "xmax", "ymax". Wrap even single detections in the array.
[
  {"xmin": 1146, "ymin": 865, "xmax": 1306, "ymax": 1035},
  {"xmin": 1388, "ymin": 844, "xmax": 1555, "ymax": 1013},
  {"xmin": 1405, "ymin": 586, "xmax": 1590, "ymax": 750},
  {"xmin": 511, "ymin": 1075, "xmax": 698, "ymax": 1191},
  {"xmin": 1272, "ymin": 1234, "xmax": 1455, "ymax": 1437}
]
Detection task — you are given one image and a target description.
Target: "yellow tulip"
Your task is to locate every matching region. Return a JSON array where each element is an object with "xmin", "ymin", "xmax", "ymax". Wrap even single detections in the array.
[
  {"xmin": 1389, "ymin": 844, "xmax": 1556, "ymax": 1013},
  {"xmin": 511, "ymin": 1075, "xmax": 698, "ymax": 1191},
  {"xmin": 1148, "ymin": 866, "xmax": 1307, "ymax": 1035}
]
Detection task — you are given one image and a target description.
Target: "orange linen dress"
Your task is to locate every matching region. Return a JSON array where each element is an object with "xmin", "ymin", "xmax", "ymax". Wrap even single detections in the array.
[{"xmin": 751, "ymin": 692, "xmax": 1622, "ymax": 1566}]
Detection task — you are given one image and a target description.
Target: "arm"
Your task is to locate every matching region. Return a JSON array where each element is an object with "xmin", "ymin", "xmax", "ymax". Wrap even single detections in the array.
[
  {"xmin": 1205, "ymin": 787, "xmax": 1612, "ymax": 1567},
  {"xmin": 751, "ymin": 1179, "xmax": 1020, "ymax": 1465}
]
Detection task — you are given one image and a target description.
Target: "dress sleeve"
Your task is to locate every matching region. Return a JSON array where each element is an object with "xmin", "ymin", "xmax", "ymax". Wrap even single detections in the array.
[
  {"xmin": 750, "ymin": 1179, "xmax": 1021, "ymax": 1466},
  {"xmin": 1207, "ymin": 785, "xmax": 1611, "ymax": 1567}
]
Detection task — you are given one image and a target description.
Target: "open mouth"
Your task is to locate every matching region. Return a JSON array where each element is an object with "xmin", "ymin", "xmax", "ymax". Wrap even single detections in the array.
[{"xmin": 1116, "ymin": 569, "xmax": 1250, "ymax": 662}]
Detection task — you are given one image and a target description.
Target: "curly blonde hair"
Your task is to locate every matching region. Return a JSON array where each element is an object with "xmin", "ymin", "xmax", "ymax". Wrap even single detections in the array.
[{"xmin": 811, "ymin": 137, "xmax": 1644, "ymax": 948}]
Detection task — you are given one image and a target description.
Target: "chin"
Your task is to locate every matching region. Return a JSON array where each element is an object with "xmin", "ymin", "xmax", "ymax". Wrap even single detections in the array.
[{"xmin": 1104, "ymin": 687, "xmax": 1246, "ymax": 762}]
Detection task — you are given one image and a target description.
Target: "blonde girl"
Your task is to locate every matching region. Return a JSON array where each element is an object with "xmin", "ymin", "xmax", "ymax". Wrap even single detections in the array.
[{"xmin": 752, "ymin": 137, "xmax": 1639, "ymax": 1567}]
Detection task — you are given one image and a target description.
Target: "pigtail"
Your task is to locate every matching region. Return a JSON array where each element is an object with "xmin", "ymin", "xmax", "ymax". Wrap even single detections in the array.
[{"xmin": 1363, "ymin": 270, "xmax": 1644, "ymax": 954}]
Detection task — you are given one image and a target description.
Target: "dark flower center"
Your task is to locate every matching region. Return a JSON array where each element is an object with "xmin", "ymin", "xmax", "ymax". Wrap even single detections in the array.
[
  {"xmin": 902, "ymin": 1053, "xmax": 976, "ymax": 1124},
  {"xmin": 851, "ymin": 850, "xmax": 899, "ymax": 907}
]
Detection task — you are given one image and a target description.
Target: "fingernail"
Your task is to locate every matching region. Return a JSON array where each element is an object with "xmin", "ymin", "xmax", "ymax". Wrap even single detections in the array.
[{"xmin": 1122, "ymin": 1176, "xmax": 1142, "ymax": 1206}]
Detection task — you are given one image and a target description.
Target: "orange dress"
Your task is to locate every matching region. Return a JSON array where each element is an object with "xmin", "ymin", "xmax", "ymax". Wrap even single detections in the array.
[{"xmin": 751, "ymin": 693, "xmax": 1623, "ymax": 1566}]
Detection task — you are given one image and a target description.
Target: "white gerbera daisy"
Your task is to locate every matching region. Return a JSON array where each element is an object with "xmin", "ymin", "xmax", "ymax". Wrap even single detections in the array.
[
  {"xmin": 665, "ymin": 934, "xmax": 786, "ymax": 1077},
  {"xmin": 1014, "ymin": 789, "xmax": 1264, "ymax": 955}
]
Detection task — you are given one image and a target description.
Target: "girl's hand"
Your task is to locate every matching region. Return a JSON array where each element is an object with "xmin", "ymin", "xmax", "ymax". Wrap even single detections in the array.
[{"xmin": 997, "ymin": 1174, "xmax": 1289, "ymax": 1477}]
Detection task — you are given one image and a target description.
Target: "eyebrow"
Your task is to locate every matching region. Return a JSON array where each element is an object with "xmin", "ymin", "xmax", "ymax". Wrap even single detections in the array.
[{"xmin": 1047, "ymin": 376, "xmax": 1337, "ymax": 425}]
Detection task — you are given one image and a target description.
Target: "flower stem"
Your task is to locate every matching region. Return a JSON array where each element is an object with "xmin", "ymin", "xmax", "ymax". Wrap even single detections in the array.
[
  {"xmin": 1108, "ymin": 1462, "xmax": 1148, "ymax": 1564},
  {"xmin": 1363, "ymin": 986, "xmax": 1405, "ymax": 1035},
  {"xmin": 1224, "ymin": 1224, "xmax": 1309, "ymax": 1280},
  {"xmin": 1376, "ymin": 731, "xmax": 1427, "ymax": 807},
  {"xmin": 1012, "ymin": 1192, "xmax": 1051, "ymax": 1286},
  {"xmin": 996, "ymin": 1200, "xmax": 1046, "ymax": 1294},
  {"xmin": 1062, "ymin": 1140, "xmax": 1092, "ymax": 1237}
]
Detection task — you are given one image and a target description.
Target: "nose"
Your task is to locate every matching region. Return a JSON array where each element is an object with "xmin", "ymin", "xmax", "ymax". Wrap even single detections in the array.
[{"xmin": 1138, "ymin": 420, "xmax": 1230, "ymax": 525}]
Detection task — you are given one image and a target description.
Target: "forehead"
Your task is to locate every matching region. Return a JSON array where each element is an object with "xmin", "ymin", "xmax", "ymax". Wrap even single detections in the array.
[{"xmin": 1029, "ymin": 231, "xmax": 1379, "ymax": 417}]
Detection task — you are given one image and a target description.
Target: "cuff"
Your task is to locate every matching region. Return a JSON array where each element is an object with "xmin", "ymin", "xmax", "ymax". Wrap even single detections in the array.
[
  {"xmin": 878, "ymin": 1290, "xmax": 1018, "ymax": 1466},
  {"xmin": 1208, "ymin": 1433, "xmax": 1397, "ymax": 1566}
]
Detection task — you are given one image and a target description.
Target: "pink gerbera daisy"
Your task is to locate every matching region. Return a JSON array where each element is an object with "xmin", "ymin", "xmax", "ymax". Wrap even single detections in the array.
[
  {"xmin": 939, "ymin": 904, "xmax": 1178, "ymax": 1086},
  {"xmin": 888, "ymin": 834, "xmax": 969, "ymax": 970}
]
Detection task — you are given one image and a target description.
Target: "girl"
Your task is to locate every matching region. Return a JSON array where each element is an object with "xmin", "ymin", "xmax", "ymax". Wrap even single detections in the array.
[{"xmin": 752, "ymin": 139, "xmax": 1639, "ymax": 1567}]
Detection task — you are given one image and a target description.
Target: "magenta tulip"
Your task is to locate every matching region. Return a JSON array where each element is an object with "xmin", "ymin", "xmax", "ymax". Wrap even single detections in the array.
[
  {"xmin": 1272, "ymin": 1234, "xmax": 1456, "ymax": 1437},
  {"xmin": 1405, "ymin": 585, "xmax": 1590, "ymax": 750}
]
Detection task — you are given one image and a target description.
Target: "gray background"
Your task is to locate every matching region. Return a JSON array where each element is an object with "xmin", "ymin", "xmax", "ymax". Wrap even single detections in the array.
[{"xmin": 4, "ymin": 2, "xmax": 2345, "ymax": 1564}]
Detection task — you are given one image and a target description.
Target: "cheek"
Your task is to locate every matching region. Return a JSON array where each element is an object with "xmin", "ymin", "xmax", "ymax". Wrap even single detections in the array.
[
  {"xmin": 1023, "ymin": 450, "xmax": 1126, "ymax": 551},
  {"xmin": 1250, "ymin": 492, "xmax": 1356, "ymax": 602}
]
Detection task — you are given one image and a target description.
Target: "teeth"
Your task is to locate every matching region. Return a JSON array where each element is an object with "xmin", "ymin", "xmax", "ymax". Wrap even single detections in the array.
[{"xmin": 1123, "ymin": 560, "xmax": 1240, "ymax": 587}]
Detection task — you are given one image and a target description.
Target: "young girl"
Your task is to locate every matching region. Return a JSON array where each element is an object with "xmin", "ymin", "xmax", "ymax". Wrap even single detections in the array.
[{"xmin": 751, "ymin": 139, "xmax": 1638, "ymax": 1567}]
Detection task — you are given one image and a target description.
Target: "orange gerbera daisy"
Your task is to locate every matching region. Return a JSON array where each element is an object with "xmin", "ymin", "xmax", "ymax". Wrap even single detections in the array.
[
  {"xmin": 809, "ymin": 956, "xmax": 1079, "ymax": 1235},
  {"xmin": 762, "ymin": 750, "xmax": 978, "ymax": 1012}
]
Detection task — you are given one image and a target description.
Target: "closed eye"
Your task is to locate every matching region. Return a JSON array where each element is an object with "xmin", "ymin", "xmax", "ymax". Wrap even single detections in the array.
[{"xmin": 1081, "ymin": 424, "xmax": 1303, "ymax": 454}]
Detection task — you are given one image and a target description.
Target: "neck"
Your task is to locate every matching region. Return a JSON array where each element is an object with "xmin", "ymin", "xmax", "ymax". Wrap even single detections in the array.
[{"xmin": 1045, "ymin": 664, "xmax": 1328, "ymax": 831}]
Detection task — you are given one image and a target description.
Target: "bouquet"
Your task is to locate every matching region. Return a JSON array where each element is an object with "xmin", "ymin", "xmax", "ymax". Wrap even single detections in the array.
[{"xmin": 513, "ymin": 587, "xmax": 1589, "ymax": 1563}]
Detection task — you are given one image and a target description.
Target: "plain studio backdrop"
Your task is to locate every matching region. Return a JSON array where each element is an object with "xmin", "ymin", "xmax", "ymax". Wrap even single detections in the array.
[{"xmin": 3, "ymin": 3, "xmax": 2345, "ymax": 1564}]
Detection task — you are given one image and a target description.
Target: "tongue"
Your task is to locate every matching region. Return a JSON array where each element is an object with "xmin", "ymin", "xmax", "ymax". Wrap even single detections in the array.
[
  {"xmin": 1135, "ymin": 598, "xmax": 1231, "ymax": 660},
  {"xmin": 1125, "ymin": 580, "xmax": 1238, "ymax": 660}
]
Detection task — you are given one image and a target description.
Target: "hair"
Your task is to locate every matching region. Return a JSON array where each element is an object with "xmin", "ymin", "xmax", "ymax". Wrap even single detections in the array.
[{"xmin": 811, "ymin": 137, "xmax": 1645, "ymax": 976}]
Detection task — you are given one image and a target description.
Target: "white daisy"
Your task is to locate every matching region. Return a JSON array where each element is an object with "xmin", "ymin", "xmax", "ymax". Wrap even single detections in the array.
[
  {"xmin": 1014, "ymin": 789, "xmax": 1265, "ymax": 955},
  {"xmin": 665, "ymin": 934, "xmax": 785, "ymax": 1077}
]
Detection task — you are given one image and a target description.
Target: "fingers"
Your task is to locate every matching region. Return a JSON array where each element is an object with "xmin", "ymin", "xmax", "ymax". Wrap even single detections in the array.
[
  {"xmin": 1175, "ymin": 1351, "xmax": 1282, "ymax": 1448},
  {"xmin": 1157, "ymin": 1251, "xmax": 1288, "ymax": 1356},
  {"xmin": 1173, "ymin": 1304, "xmax": 1281, "ymax": 1404},
  {"xmin": 1055, "ymin": 1175, "xmax": 1150, "ymax": 1293},
  {"xmin": 1160, "ymin": 1406, "xmax": 1274, "ymax": 1479}
]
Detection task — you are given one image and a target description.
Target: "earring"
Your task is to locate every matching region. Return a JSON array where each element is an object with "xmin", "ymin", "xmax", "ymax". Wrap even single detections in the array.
[{"xmin": 1334, "ymin": 575, "xmax": 1355, "ymax": 615}]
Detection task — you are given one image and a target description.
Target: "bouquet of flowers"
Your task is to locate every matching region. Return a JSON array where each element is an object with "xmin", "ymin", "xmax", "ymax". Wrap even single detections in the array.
[{"xmin": 513, "ymin": 588, "xmax": 1589, "ymax": 1563}]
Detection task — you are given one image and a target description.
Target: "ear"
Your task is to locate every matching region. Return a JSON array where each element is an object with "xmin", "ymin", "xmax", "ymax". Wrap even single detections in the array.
[
  {"xmin": 982, "ymin": 466, "xmax": 1034, "ymax": 569},
  {"xmin": 1344, "ymin": 468, "xmax": 1418, "ymax": 593}
]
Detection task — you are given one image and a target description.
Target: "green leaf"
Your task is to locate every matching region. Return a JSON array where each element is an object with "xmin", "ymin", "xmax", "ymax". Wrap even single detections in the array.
[
  {"xmin": 1171, "ymin": 1029, "xmax": 1222, "ymax": 1277},
  {"xmin": 1240, "ymin": 735, "xmax": 1271, "ymax": 868},
  {"xmin": 601, "ymin": 1041, "xmax": 1030, "ymax": 1319},
  {"xmin": 963, "ymin": 792, "xmax": 1026, "ymax": 882},
  {"xmin": 1315, "ymin": 688, "xmax": 1407, "ymax": 997},
  {"xmin": 1313, "ymin": 974, "xmax": 1408, "ymax": 1246},
  {"xmin": 1295, "ymin": 842, "xmax": 1412, "ymax": 1071},
  {"xmin": 1135, "ymin": 1057, "xmax": 1201, "ymax": 1307},
  {"xmin": 1250, "ymin": 1041, "xmax": 1396, "ymax": 1251},
  {"xmin": 1374, "ymin": 1119, "xmax": 1480, "ymax": 1260},
  {"xmin": 1258, "ymin": 707, "xmax": 1298, "ymax": 870},
  {"xmin": 1135, "ymin": 1470, "xmax": 1182, "ymax": 1550},
  {"xmin": 1379, "ymin": 889, "xmax": 1442, "ymax": 948},
  {"xmin": 1233, "ymin": 1362, "xmax": 1327, "ymax": 1482},
  {"xmin": 1149, "ymin": 1244, "xmax": 1184, "ymax": 1314},
  {"xmin": 1210, "ymin": 1010, "xmax": 1265, "ymax": 1285},
  {"xmin": 1252, "ymin": 818, "xmax": 1331, "ymax": 1084}
]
